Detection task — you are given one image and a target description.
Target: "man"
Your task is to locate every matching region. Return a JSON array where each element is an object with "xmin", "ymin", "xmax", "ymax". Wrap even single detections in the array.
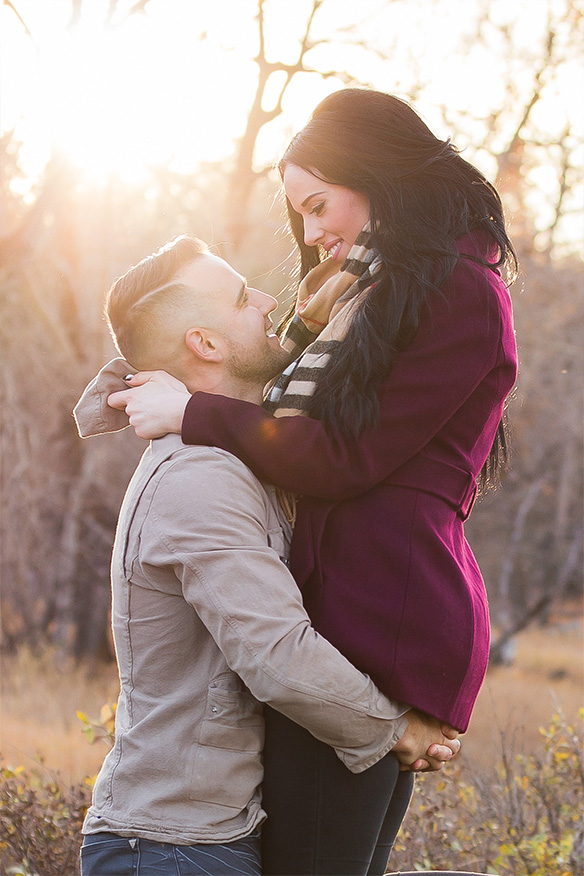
[{"xmin": 74, "ymin": 235, "xmax": 458, "ymax": 876}]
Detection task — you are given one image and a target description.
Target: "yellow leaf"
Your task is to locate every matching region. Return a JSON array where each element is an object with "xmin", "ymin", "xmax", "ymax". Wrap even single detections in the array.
[{"xmin": 100, "ymin": 703, "xmax": 114, "ymax": 723}]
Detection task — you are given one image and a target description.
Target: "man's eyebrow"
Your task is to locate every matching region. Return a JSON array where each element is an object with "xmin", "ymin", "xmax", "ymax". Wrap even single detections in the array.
[
  {"xmin": 235, "ymin": 279, "xmax": 247, "ymax": 306},
  {"xmin": 301, "ymin": 191, "xmax": 325, "ymax": 208}
]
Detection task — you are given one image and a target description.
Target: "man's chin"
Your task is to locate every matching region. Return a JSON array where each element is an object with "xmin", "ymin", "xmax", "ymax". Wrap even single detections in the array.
[
  {"xmin": 268, "ymin": 348, "xmax": 294, "ymax": 378},
  {"xmin": 225, "ymin": 343, "xmax": 290, "ymax": 388}
]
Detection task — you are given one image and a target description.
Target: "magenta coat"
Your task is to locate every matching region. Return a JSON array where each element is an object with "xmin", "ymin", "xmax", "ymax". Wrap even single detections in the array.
[{"xmin": 181, "ymin": 233, "xmax": 517, "ymax": 732}]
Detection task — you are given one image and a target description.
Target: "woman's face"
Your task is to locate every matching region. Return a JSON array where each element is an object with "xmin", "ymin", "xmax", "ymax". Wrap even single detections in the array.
[{"xmin": 283, "ymin": 164, "xmax": 370, "ymax": 263}]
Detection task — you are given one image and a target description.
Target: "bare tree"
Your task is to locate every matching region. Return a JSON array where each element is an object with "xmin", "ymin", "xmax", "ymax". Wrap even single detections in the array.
[
  {"xmin": 226, "ymin": 0, "xmax": 369, "ymax": 248},
  {"xmin": 1, "ymin": 0, "xmax": 582, "ymax": 662}
]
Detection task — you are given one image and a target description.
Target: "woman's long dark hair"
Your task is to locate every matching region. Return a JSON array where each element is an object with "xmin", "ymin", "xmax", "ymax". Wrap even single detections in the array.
[{"xmin": 278, "ymin": 89, "xmax": 517, "ymax": 491}]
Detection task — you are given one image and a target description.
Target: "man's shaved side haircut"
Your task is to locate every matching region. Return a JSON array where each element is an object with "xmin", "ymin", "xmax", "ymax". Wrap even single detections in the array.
[{"xmin": 106, "ymin": 234, "xmax": 208, "ymax": 368}]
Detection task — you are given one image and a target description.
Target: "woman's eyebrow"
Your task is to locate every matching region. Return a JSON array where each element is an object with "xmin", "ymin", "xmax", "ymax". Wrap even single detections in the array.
[{"xmin": 301, "ymin": 191, "xmax": 325, "ymax": 208}]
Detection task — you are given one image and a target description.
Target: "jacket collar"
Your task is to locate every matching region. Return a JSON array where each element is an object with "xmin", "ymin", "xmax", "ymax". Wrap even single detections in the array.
[{"xmin": 73, "ymin": 357, "xmax": 136, "ymax": 437}]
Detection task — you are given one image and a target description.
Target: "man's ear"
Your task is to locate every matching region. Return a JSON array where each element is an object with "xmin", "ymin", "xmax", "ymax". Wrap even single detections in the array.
[{"xmin": 184, "ymin": 327, "xmax": 224, "ymax": 363}]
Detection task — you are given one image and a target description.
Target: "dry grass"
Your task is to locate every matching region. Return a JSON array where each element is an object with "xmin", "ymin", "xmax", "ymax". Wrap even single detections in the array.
[
  {"xmin": 0, "ymin": 648, "xmax": 119, "ymax": 785},
  {"xmin": 1, "ymin": 612, "xmax": 582, "ymax": 784},
  {"xmin": 459, "ymin": 609, "xmax": 583, "ymax": 771}
]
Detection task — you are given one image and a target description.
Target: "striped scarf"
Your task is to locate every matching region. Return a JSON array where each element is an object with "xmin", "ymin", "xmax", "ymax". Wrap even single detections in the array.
[
  {"xmin": 265, "ymin": 223, "xmax": 381, "ymax": 524},
  {"xmin": 264, "ymin": 222, "xmax": 381, "ymax": 417}
]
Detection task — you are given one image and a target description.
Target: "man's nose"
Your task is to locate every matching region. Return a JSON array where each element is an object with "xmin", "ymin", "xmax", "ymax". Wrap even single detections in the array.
[{"xmin": 250, "ymin": 288, "xmax": 277, "ymax": 314}]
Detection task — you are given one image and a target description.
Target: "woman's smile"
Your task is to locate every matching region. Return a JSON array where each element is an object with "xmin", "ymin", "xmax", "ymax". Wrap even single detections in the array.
[{"xmin": 282, "ymin": 164, "xmax": 370, "ymax": 262}]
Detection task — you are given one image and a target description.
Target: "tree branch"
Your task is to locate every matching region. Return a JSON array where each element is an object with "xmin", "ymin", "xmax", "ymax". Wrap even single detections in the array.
[
  {"xmin": 491, "ymin": 526, "xmax": 583, "ymax": 665},
  {"xmin": 544, "ymin": 129, "xmax": 574, "ymax": 252},
  {"xmin": 507, "ymin": 7, "xmax": 557, "ymax": 149},
  {"xmin": 256, "ymin": 0, "xmax": 266, "ymax": 62},
  {"xmin": 497, "ymin": 475, "xmax": 547, "ymax": 625},
  {"xmin": 3, "ymin": 0, "xmax": 36, "ymax": 45},
  {"xmin": 67, "ymin": 0, "xmax": 83, "ymax": 29},
  {"xmin": 296, "ymin": 0, "xmax": 323, "ymax": 63}
]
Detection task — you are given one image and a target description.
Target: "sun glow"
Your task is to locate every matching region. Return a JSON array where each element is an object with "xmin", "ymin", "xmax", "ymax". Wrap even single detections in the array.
[
  {"xmin": 2, "ymin": 0, "xmax": 582, "ymax": 257},
  {"xmin": 2, "ymin": 0, "xmax": 259, "ymax": 186}
]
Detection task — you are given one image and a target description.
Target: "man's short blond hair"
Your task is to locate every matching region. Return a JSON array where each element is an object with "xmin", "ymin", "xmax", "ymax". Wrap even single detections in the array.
[{"xmin": 106, "ymin": 235, "xmax": 208, "ymax": 371}]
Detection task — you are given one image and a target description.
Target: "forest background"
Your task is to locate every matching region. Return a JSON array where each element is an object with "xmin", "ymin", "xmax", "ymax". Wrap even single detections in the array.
[{"xmin": 0, "ymin": 0, "xmax": 583, "ymax": 873}]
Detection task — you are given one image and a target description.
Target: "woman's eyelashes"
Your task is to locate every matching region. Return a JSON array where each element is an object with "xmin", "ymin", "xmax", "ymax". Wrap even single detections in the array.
[{"xmin": 310, "ymin": 202, "xmax": 325, "ymax": 216}]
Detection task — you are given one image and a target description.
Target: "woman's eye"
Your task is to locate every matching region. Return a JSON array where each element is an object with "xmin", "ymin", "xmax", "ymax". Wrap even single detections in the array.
[{"xmin": 310, "ymin": 202, "xmax": 324, "ymax": 216}]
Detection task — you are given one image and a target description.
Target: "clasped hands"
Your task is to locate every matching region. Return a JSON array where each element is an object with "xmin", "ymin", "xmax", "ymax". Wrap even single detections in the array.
[{"xmin": 394, "ymin": 710, "xmax": 460, "ymax": 773}]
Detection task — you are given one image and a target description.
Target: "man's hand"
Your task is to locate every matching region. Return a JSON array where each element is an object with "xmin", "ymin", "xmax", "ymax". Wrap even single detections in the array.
[
  {"xmin": 393, "ymin": 710, "xmax": 461, "ymax": 773},
  {"xmin": 107, "ymin": 371, "xmax": 190, "ymax": 440}
]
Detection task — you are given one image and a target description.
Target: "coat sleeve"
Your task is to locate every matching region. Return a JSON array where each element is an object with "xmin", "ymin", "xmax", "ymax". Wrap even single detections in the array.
[
  {"xmin": 146, "ymin": 449, "xmax": 409, "ymax": 773},
  {"xmin": 182, "ymin": 260, "xmax": 516, "ymax": 501}
]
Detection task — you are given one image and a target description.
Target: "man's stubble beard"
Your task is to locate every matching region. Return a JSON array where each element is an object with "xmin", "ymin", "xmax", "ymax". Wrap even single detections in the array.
[{"xmin": 224, "ymin": 337, "xmax": 291, "ymax": 390}]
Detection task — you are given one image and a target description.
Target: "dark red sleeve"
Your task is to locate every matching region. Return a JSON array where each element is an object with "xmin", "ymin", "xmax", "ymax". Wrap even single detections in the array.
[{"xmin": 182, "ymin": 258, "xmax": 516, "ymax": 501}]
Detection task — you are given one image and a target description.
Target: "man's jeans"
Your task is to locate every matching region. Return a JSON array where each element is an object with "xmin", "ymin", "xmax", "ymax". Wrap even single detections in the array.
[{"xmin": 80, "ymin": 830, "xmax": 261, "ymax": 876}]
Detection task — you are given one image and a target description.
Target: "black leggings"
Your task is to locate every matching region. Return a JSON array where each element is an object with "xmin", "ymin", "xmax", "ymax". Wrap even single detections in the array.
[{"xmin": 261, "ymin": 707, "xmax": 415, "ymax": 876}]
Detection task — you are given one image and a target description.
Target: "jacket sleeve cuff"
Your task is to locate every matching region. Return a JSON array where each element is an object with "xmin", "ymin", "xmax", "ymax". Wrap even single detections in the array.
[{"xmin": 335, "ymin": 711, "xmax": 410, "ymax": 773}]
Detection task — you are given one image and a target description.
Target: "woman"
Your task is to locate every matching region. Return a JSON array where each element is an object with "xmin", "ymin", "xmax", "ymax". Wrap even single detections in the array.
[{"xmin": 110, "ymin": 89, "xmax": 518, "ymax": 875}]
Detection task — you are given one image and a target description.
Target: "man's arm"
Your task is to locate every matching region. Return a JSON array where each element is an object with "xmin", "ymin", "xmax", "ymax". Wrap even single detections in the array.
[{"xmin": 145, "ymin": 447, "xmax": 458, "ymax": 773}]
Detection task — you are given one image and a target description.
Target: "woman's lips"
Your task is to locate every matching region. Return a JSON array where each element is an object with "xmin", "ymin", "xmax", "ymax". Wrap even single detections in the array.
[{"xmin": 326, "ymin": 241, "xmax": 343, "ymax": 259}]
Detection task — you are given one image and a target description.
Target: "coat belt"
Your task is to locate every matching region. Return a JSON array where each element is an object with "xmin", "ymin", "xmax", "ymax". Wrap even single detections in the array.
[{"xmin": 388, "ymin": 454, "xmax": 478, "ymax": 521}]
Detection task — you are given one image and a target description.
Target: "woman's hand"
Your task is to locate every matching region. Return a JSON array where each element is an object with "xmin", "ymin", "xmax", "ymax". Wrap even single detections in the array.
[
  {"xmin": 107, "ymin": 371, "xmax": 190, "ymax": 440},
  {"xmin": 393, "ymin": 710, "xmax": 461, "ymax": 773}
]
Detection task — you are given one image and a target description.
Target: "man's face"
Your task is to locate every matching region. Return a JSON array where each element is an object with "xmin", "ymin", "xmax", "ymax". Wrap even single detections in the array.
[{"xmin": 175, "ymin": 254, "xmax": 290, "ymax": 385}]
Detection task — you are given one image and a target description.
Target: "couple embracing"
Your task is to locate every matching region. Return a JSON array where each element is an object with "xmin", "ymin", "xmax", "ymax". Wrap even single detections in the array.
[{"xmin": 75, "ymin": 88, "xmax": 517, "ymax": 876}]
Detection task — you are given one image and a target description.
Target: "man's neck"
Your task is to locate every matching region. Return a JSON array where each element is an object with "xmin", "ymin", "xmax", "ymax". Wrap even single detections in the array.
[{"xmin": 183, "ymin": 375, "xmax": 264, "ymax": 406}]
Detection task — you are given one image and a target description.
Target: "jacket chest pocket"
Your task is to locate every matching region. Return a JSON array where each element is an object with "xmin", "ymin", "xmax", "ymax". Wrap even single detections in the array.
[{"xmin": 189, "ymin": 674, "xmax": 264, "ymax": 810}]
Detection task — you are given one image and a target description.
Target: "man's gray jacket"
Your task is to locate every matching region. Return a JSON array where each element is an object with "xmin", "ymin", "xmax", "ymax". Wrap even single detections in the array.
[{"xmin": 82, "ymin": 434, "xmax": 409, "ymax": 845}]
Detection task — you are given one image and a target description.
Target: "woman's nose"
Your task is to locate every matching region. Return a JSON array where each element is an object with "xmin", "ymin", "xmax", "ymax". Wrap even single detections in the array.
[{"xmin": 303, "ymin": 214, "xmax": 323, "ymax": 247}]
